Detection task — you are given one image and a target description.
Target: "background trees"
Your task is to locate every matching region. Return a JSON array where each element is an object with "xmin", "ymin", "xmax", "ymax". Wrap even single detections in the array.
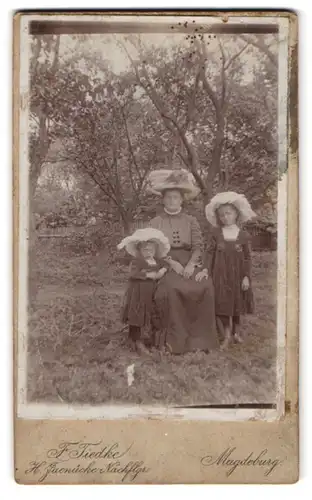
[{"xmin": 29, "ymin": 32, "xmax": 278, "ymax": 233}]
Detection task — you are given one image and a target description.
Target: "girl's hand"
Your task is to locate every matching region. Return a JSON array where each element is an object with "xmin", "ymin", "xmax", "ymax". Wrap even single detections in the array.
[
  {"xmin": 170, "ymin": 260, "xmax": 184, "ymax": 275},
  {"xmin": 183, "ymin": 262, "xmax": 196, "ymax": 279},
  {"xmin": 195, "ymin": 269, "xmax": 209, "ymax": 282},
  {"xmin": 242, "ymin": 276, "xmax": 250, "ymax": 291},
  {"xmin": 156, "ymin": 267, "xmax": 167, "ymax": 279}
]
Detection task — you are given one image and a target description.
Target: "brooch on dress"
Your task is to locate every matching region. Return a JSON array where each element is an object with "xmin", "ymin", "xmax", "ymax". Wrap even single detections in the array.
[{"xmin": 235, "ymin": 244, "xmax": 243, "ymax": 252}]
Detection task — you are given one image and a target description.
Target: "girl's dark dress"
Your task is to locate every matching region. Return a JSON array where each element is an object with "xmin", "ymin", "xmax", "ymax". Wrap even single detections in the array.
[
  {"xmin": 205, "ymin": 228, "xmax": 254, "ymax": 322},
  {"xmin": 122, "ymin": 257, "xmax": 168, "ymax": 327}
]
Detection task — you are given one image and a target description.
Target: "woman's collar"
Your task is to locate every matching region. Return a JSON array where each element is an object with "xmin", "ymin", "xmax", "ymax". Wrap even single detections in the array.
[{"xmin": 164, "ymin": 207, "xmax": 182, "ymax": 216}]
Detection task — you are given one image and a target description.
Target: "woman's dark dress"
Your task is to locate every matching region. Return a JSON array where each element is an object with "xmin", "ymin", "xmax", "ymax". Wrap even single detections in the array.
[
  {"xmin": 150, "ymin": 211, "xmax": 220, "ymax": 354},
  {"xmin": 205, "ymin": 228, "xmax": 254, "ymax": 321},
  {"xmin": 122, "ymin": 257, "xmax": 168, "ymax": 327}
]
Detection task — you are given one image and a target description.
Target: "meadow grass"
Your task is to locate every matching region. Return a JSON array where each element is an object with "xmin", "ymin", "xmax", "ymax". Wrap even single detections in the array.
[{"xmin": 27, "ymin": 239, "xmax": 277, "ymax": 406}]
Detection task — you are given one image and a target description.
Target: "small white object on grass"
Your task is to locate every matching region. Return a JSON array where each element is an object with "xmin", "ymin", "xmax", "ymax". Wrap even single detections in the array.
[{"xmin": 126, "ymin": 364, "xmax": 135, "ymax": 387}]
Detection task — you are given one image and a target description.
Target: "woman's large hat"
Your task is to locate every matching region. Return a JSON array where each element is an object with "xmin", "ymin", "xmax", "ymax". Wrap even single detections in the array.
[
  {"xmin": 117, "ymin": 228, "xmax": 170, "ymax": 258},
  {"xmin": 205, "ymin": 191, "xmax": 257, "ymax": 227},
  {"xmin": 146, "ymin": 169, "xmax": 201, "ymax": 201}
]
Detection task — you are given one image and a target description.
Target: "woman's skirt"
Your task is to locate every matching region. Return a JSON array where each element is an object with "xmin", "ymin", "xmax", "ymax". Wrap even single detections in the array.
[{"xmin": 152, "ymin": 249, "xmax": 220, "ymax": 354}]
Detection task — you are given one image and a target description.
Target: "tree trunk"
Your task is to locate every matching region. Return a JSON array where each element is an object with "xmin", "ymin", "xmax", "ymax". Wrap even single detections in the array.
[
  {"xmin": 202, "ymin": 181, "xmax": 213, "ymax": 207},
  {"xmin": 120, "ymin": 210, "xmax": 133, "ymax": 235},
  {"xmin": 204, "ymin": 110, "xmax": 226, "ymax": 203}
]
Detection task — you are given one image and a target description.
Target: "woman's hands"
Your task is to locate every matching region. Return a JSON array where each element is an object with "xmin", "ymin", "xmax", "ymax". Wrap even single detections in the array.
[
  {"xmin": 169, "ymin": 260, "xmax": 197, "ymax": 279},
  {"xmin": 195, "ymin": 268, "xmax": 209, "ymax": 282},
  {"xmin": 169, "ymin": 259, "xmax": 185, "ymax": 276},
  {"xmin": 183, "ymin": 261, "xmax": 196, "ymax": 279}
]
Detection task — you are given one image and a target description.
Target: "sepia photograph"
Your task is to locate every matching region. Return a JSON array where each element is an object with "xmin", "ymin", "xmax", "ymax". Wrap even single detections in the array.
[{"xmin": 15, "ymin": 13, "xmax": 290, "ymax": 420}]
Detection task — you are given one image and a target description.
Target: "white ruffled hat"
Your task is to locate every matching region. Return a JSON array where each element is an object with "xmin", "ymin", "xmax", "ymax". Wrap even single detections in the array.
[
  {"xmin": 205, "ymin": 191, "xmax": 257, "ymax": 227},
  {"xmin": 146, "ymin": 169, "xmax": 201, "ymax": 201},
  {"xmin": 117, "ymin": 228, "xmax": 170, "ymax": 258}
]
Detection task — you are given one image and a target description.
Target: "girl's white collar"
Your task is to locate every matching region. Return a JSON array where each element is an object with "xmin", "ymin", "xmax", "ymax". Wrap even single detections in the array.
[
  {"xmin": 145, "ymin": 257, "xmax": 156, "ymax": 265},
  {"xmin": 222, "ymin": 224, "xmax": 240, "ymax": 241},
  {"xmin": 164, "ymin": 207, "xmax": 182, "ymax": 216}
]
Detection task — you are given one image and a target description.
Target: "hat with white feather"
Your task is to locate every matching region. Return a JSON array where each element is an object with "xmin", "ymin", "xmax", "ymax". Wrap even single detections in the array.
[{"xmin": 205, "ymin": 191, "xmax": 257, "ymax": 227}]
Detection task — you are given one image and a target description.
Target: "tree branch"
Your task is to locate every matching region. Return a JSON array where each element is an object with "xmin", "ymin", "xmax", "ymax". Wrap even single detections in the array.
[
  {"xmin": 121, "ymin": 107, "xmax": 143, "ymax": 187},
  {"xmin": 30, "ymin": 37, "xmax": 42, "ymax": 75},
  {"xmin": 218, "ymin": 40, "xmax": 226, "ymax": 106},
  {"xmin": 224, "ymin": 42, "xmax": 250, "ymax": 71},
  {"xmin": 51, "ymin": 35, "xmax": 60, "ymax": 73},
  {"xmin": 239, "ymin": 35, "xmax": 278, "ymax": 67},
  {"xmin": 183, "ymin": 69, "xmax": 201, "ymax": 131},
  {"xmin": 195, "ymin": 38, "xmax": 220, "ymax": 114}
]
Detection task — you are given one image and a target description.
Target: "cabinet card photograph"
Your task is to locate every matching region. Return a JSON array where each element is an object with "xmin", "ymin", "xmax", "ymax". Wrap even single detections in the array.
[{"xmin": 13, "ymin": 11, "xmax": 299, "ymax": 484}]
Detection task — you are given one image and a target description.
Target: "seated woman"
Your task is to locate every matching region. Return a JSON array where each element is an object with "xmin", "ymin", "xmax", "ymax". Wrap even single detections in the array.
[{"xmin": 147, "ymin": 169, "xmax": 220, "ymax": 355}]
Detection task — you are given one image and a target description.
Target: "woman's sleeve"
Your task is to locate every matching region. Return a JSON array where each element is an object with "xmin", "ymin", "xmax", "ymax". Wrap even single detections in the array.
[
  {"xmin": 242, "ymin": 232, "xmax": 252, "ymax": 278},
  {"xmin": 189, "ymin": 216, "xmax": 203, "ymax": 264},
  {"xmin": 129, "ymin": 260, "xmax": 148, "ymax": 280},
  {"xmin": 149, "ymin": 216, "xmax": 161, "ymax": 230}
]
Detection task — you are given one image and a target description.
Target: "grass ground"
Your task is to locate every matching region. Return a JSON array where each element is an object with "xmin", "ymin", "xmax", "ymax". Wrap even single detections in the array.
[{"xmin": 27, "ymin": 238, "xmax": 277, "ymax": 406}]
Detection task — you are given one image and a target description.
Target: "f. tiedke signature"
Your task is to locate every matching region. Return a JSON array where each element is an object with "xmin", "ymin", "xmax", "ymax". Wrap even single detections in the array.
[
  {"xmin": 24, "ymin": 441, "xmax": 150, "ymax": 482},
  {"xmin": 200, "ymin": 447, "xmax": 283, "ymax": 477}
]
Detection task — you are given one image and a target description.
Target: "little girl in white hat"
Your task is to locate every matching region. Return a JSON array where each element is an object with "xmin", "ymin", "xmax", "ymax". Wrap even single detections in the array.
[
  {"xmin": 196, "ymin": 192, "xmax": 256, "ymax": 349},
  {"xmin": 117, "ymin": 228, "xmax": 170, "ymax": 354}
]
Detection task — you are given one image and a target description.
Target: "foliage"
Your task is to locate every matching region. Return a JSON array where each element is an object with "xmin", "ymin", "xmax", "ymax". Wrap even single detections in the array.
[{"xmin": 29, "ymin": 32, "xmax": 278, "ymax": 230}]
